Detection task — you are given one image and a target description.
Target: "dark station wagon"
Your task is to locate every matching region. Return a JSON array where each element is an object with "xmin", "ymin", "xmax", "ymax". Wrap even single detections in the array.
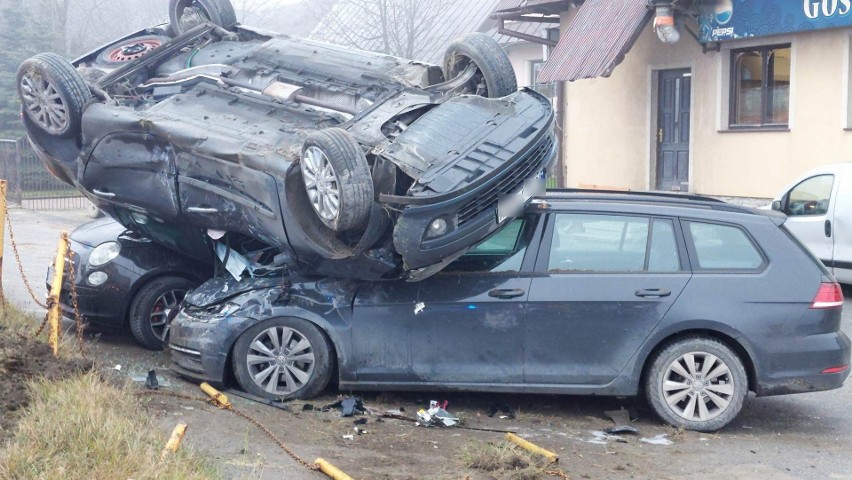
[{"xmin": 170, "ymin": 190, "xmax": 851, "ymax": 432}]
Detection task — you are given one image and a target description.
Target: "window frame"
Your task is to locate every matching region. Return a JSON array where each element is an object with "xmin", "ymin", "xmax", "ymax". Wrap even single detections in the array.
[
  {"xmin": 729, "ymin": 43, "xmax": 791, "ymax": 130},
  {"xmin": 680, "ymin": 219, "xmax": 768, "ymax": 273},
  {"xmin": 534, "ymin": 212, "xmax": 689, "ymax": 275}
]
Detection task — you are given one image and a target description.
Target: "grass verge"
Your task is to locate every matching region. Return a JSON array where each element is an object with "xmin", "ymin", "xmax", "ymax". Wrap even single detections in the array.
[{"xmin": 0, "ymin": 304, "xmax": 218, "ymax": 479}]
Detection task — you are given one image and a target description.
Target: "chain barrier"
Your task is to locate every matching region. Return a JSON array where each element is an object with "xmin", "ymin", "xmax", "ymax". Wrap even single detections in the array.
[
  {"xmin": 137, "ymin": 390, "xmax": 321, "ymax": 472},
  {"xmin": 5, "ymin": 204, "xmax": 48, "ymax": 309},
  {"xmin": 66, "ymin": 250, "xmax": 88, "ymax": 357}
]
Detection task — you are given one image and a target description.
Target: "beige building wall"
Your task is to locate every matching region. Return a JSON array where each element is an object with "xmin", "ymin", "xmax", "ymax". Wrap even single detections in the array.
[
  {"xmin": 560, "ymin": 20, "xmax": 852, "ymax": 199},
  {"xmin": 505, "ymin": 42, "xmax": 546, "ymax": 88}
]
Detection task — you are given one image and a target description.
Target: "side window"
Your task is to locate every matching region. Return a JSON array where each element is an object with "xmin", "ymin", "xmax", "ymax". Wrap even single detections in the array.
[
  {"xmin": 548, "ymin": 214, "xmax": 650, "ymax": 273},
  {"xmin": 686, "ymin": 222, "xmax": 763, "ymax": 270},
  {"xmin": 648, "ymin": 219, "xmax": 680, "ymax": 273},
  {"xmin": 785, "ymin": 175, "xmax": 834, "ymax": 217},
  {"xmin": 444, "ymin": 217, "xmax": 531, "ymax": 273}
]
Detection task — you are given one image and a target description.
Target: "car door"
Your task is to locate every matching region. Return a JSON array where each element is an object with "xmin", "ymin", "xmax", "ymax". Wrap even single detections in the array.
[
  {"xmin": 349, "ymin": 214, "xmax": 542, "ymax": 385},
  {"xmin": 524, "ymin": 212, "xmax": 692, "ymax": 385},
  {"xmin": 780, "ymin": 173, "xmax": 837, "ymax": 267},
  {"xmin": 831, "ymin": 168, "xmax": 852, "ymax": 283},
  {"xmin": 82, "ymin": 132, "xmax": 179, "ymax": 217},
  {"xmin": 175, "ymin": 150, "xmax": 285, "ymax": 247}
]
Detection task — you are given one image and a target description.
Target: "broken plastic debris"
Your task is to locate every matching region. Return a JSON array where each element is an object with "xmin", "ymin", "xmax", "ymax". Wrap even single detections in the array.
[
  {"xmin": 342, "ymin": 434, "xmax": 354, "ymax": 440},
  {"xmin": 322, "ymin": 397, "xmax": 364, "ymax": 417},
  {"xmin": 113, "ymin": 364, "xmax": 122, "ymax": 371},
  {"xmin": 604, "ymin": 408, "xmax": 637, "ymax": 425},
  {"xmin": 414, "ymin": 302, "xmax": 425, "ymax": 315},
  {"xmin": 603, "ymin": 425, "xmax": 639, "ymax": 435},
  {"xmin": 416, "ymin": 400, "xmax": 459, "ymax": 427},
  {"xmin": 145, "ymin": 370, "xmax": 159, "ymax": 390},
  {"xmin": 640, "ymin": 434, "xmax": 673, "ymax": 445},
  {"xmin": 353, "ymin": 418, "xmax": 368, "ymax": 425},
  {"xmin": 584, "ymin": 431, "xmax": 626, "ymax": 445}
]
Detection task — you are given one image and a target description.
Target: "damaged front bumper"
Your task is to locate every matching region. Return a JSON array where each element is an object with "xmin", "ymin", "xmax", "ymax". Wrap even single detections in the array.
[{"xmin": 169, "ymin": 307, "xmax": 240, "ymax": 385}]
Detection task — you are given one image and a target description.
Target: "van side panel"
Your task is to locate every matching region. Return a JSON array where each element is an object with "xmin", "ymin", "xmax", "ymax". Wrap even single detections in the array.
[{"xmin": 831, "ymin": 166, "xmax": 852, "ymax": 284}]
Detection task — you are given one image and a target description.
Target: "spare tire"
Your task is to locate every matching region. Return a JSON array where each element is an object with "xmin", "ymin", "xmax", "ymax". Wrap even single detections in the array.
[
  {"xmin": 443, "ymin": 33, "xmax": 518, "ymax": 98},
  {"xmin": 169, "ymin": 0, "xmax": 237, "ymax": 36},
  {"xmin": 96, "ymin": 35, "xmax": 172, "ymax": 67},
  {"xmin": 17, "ymin": 53, "xmax": 92, "ymax": 139},
  {"xmin": 300, "ymin": 129, "xmax": 374, "ymax": 232}
]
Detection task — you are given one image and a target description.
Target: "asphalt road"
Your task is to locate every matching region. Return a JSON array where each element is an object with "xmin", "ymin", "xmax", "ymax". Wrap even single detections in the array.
[{"xmin": 3, "ymin": 208, "xmax": 851, "ymax": 479}]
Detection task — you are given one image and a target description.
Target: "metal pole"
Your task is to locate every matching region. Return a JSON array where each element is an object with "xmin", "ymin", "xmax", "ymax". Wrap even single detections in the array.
[
  {"xmin": 13, "ymin": 139, "xmax": 22, "ymax": 206},
  {"xmin": 0, "ymin": 180, "xmax": 6, "ymax": 302},
  {"xmin": 47, "ymin": 232, "xmax": 69, "ymax": 357}
]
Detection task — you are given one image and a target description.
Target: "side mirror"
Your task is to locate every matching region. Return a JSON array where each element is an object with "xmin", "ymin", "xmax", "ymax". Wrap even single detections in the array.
[{"xmin": 771, "ymin": 200, "xmax": 782, "ymax": 211}]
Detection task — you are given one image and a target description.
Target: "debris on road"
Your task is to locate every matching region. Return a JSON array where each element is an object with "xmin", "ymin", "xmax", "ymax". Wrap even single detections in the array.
[
  {"xmin": 323, "ymin": 397, "xmax": 365, "ymax": 417},
  {"xmin": 144, "ymin": 370, "xmax": 159, "ymax": 390},
  {"xmin": 416, "ymin": 400, "xmax": 460, "ymax": 427},
  {"xmin": 487, "ymin": 403, "xmax": 517, "ymax": 419},
  {"xmin": 604, "ymin": 407, "xmax": 637, "ymax": 425},
  {"xmin": 603, "ymin": 425, "xmax": 640, "ymax": 435},
  {"xmin": 640, "ymin": 434, "xmax": 674, "ymax": 446}
]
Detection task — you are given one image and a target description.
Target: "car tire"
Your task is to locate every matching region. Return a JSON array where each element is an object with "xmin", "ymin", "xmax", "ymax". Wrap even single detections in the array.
[
  {"xmin": 443, "ymin": 33, "xmax": 518, "ymax": 98},
  {"xmin": 301, "ymin": 128, "xmax": 374, "ymax": 232},
  {"xmin": 169, "ymin": 0, "xmax": 238, "ymax": 35},
  {"xmin": 95, "ymin": 35, "xmax": 172, "ymax": 67},
  {"xmin": 645, "ymin": 337, "xmax": 748, "ymax": 432},
  {"xmin": 232, "ymin": 317, "xmax": 334, "ymax": 400},
  {"xmin": 16, "ymin": 53, "xmax": 93, "ymax": 139},
  {"xmin": 129, "ymin": 276, "xmax": 195, "ymax": 351}
]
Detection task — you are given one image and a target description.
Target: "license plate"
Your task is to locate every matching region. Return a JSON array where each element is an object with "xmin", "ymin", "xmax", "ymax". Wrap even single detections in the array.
[{"xmin": 497, "ymin": 178, "xmax": 544, "ymax": 223}]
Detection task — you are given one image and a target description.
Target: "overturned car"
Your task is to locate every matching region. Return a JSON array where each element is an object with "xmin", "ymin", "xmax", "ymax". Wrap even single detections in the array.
[{"xmin": 18, "ymin": 0, "xmax": 556, "ymax": 280}]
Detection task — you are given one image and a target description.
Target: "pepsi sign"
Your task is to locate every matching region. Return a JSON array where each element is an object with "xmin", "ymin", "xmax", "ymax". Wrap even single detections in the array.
[{"xmin": 700, "ymin": 0, "xmax": 852, "ymax": 43}]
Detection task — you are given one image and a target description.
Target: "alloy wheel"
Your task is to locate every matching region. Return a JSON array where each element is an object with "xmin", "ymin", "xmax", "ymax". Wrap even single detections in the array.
[
  {"xmin": 301, "ymin": 146, "xmax": 341, "ymax": 223},
  {"xmin": 20, "ymin": 73, "xmax": 68, "ymax": 134},
  {"xmin": 661, "ymin": 351, "xmax": 735, "ymax": 422},
  {"xmin": 245, "ymin": 326, "xmax": 316, "ymax": 395},
  {"xmin": 149, "ymin": 289, "xmax": 187, "ymax": 341}
]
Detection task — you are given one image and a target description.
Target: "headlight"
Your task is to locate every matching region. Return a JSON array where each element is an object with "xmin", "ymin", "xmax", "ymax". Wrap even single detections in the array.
[{"xmin": 88, "ymin": 242, "xmax": 121, "ymax": 267}]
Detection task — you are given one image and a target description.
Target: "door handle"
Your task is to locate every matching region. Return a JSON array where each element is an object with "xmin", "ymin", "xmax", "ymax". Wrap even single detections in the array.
[
  {"xmin": 635, "ymin": 288, "xmax": 671, "ymax": 298},
  {"xmin": 92, "ymin": 188, "xmax": 116, "ymax": 198},
  {"xmin": 657, "ymin": 128, "xmax": 663, "ymax": 143},
  {"xmin": 187, "ymin": 206, "xmax": 219, "ymax": 214},
  {"xmin": 825, "ymin": 220, "xmax": 832, "ymax": 238},
  {"xmin": 488, "ymin": 288, "xmax": 525, "ymax": 299}
]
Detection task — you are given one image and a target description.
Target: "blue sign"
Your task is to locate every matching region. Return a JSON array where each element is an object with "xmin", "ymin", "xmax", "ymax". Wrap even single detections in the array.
[{"xmin": 699, "ymin": 0, "xmax": 852, "ymax": 43}]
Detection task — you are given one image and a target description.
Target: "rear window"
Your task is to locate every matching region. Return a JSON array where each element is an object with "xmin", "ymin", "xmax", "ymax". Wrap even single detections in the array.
[{"xmin": 685, "ymin": 221, "xmax": 764, "ymax": 270}]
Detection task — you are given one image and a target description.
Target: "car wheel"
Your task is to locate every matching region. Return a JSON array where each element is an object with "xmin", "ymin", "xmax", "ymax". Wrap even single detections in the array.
[
  {"xmin": 645, "ymin": 337, "xmax": 748, "ymax": 432},
  {"xmin": 232, "ymin": 317, "xmax": 334, "ymax": 400},
  {"xmin": 169, "ymin": 0, "xmax": 238, "ymax": 35},
  {"xmin": 95, "ymin": 35, "xmax": 172, "ymax": 67},
  {"xmin": 300, "ymin": 128, "xmax": 373, "ymax": 232},
  {"xmin": 16, "ymin": 53, "xmax": 93, "ymax": 139},
  {"xmin": 129, "ymin": 276, "xmax": 195, "ymax": 351},
  {"xmin": 443, "ymin": 33, "xmax": 518, "ymax": 98}
]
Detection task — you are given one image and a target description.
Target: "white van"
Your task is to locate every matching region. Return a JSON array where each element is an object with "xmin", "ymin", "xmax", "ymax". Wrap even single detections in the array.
[{"xmin": 770, "ymin": 162, "xmax": 852, "ymax": 284}]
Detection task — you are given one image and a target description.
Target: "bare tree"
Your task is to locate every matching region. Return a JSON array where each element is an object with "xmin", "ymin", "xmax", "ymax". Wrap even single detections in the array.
[{"xmin": 312, "ymin": 0, "xmax": 448, "ymax": 59}]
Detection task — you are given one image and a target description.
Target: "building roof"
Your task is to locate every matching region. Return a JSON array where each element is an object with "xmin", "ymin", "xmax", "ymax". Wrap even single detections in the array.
[
  {"xmin": 311, "ymin": 0, "xmax": 546, "ymax": 64},
  {"xmin": 537, "ymin": 0, "xmax": 652, "ymax": 82}
]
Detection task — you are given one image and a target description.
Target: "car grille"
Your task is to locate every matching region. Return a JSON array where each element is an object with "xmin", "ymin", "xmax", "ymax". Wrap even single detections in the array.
[{"xmin": 457, "ymin": 135, "xmax": 554, "ymax": 226}]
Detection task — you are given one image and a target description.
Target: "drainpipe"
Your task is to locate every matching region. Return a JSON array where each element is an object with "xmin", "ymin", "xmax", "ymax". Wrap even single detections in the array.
[
  {"xmin": 497, "ymin": 18, "xmax": 558, "ymax": 47},
  {"xmin": 650, "ymin": 2, "xmax": 681, "ymax": 44}
]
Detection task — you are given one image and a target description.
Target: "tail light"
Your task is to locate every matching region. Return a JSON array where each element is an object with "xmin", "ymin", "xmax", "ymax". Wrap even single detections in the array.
[{"xmin": 810, "ymin": 282, "xmax": 844, "ymax": 309}]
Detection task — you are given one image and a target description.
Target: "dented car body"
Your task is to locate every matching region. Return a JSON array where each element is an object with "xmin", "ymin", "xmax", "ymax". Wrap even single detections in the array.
[{"xmin": 19, "ymin": 6, "xmax": 555, "ymax": 281}]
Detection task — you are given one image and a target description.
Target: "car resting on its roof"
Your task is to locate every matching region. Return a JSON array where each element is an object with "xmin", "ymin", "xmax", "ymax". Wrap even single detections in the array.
[{"xmin": 17, "ymin": 0, "xmax": 556, "ymax": 281}]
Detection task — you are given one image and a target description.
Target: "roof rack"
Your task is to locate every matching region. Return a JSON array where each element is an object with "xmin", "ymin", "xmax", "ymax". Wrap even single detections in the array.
[{"xmin": 537, "ymin": 188, "xmax": 755, "ymax": 214}]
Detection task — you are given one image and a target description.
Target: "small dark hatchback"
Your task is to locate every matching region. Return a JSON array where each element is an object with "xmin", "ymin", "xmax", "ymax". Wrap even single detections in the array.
[{"xmin": 170, "ymin": 190, "xmax": 850, "ymax": 431}]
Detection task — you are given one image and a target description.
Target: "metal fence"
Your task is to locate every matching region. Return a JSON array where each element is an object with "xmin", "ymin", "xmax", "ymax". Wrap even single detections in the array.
[{"xmin": 0, "ymin": 137, "xmax": 86, "ymax": 210}]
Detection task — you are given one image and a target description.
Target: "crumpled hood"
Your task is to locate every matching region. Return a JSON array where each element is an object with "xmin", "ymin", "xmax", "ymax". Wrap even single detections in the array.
[
  {"xmin": 185, "ymin": 276, "xmax": 288, "ymax": 308},
  {"xmin": 69, "ymin": 217, "xmax": 126, "ymax": 247}
]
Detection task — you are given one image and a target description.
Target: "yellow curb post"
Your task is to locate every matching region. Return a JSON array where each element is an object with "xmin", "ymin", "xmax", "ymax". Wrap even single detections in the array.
[
  {"xmin": 200, "ymin": 382, "xmax": 232, "ymax": 409},
  {"xmin": 505, "ymin": 432, "xmax": 559, "ymax": 463},
  {"xmin": 47, "ymin": 232, "xmax": 69, "ymax": 357},
  {"xmin": 0, "ymin": 179, "xmax": 6, "ymax": 302},
  {"xmin": 160, "ymin": 423, "xmax": 188, "ymax": 460},
  {"xmin": 314, "ymin": 458, "xmax": 354, "ymax": 480}
]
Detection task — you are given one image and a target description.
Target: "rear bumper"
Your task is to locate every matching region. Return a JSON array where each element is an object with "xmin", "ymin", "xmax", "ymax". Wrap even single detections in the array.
[{"xmin": 755, "ymin": 330, "xmax": 851, "ymax": 396}]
